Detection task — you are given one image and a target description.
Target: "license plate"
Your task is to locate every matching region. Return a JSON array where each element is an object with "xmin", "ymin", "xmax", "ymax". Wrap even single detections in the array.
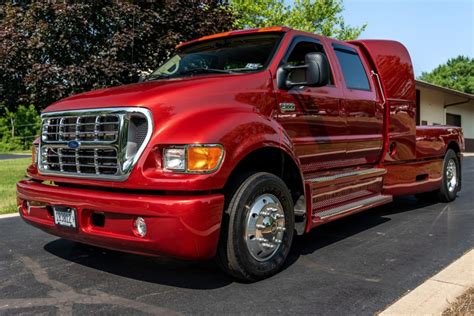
[{"xmin": 53, "ymin": 206, "xmax": 77, "ymax": 229}]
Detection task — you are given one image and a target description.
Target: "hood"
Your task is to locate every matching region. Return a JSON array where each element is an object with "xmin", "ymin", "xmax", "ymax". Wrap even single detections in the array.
[{"xmin": 44, "ymin": 72, "xmax": 274, "ymax": 115}]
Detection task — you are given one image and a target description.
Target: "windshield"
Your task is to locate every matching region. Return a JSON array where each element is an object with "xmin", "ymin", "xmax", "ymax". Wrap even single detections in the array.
[{"xmin": 147, "ymin": 33, "xmax": 283, "ymax": 80}]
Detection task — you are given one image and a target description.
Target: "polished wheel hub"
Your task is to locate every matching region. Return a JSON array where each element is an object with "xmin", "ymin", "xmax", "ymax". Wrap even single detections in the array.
[
  {"xmin": 245, "ymin": 194, "xmax": 286, "ymax": 262},
  {"xmin": 446, "ymin": 159, "xmax": 457, "ymax": 192}
]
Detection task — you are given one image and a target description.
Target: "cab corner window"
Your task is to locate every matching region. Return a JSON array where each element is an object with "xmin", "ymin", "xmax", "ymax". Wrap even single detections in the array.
[{"xmin": 334, "ymin": 46, "xmax": 370, "ymax": 91}]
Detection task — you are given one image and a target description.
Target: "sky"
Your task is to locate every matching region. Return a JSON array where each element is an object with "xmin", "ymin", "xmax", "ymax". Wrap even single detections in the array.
[{"xmin": 341, "ymin": 0, "xmax": 473, "ymax": 76}]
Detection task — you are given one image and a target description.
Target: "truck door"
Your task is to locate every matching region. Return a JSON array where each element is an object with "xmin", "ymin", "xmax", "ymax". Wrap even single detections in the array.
[
  {"xmin": 274, "ymin": 37, "xmax": 347, "ymax": 175},
  {"xmin": 331, "ymin": 43, "xmax": 384, "ymax": 165}
]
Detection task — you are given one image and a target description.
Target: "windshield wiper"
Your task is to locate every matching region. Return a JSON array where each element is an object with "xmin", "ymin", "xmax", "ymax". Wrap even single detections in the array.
[
  {"xmin": 146, "ymin": 73, "xmax": 171, "ymax": 81},
  {"xmin": 179, "ymin": 68, "xmax": 235, "ymax": 76}
]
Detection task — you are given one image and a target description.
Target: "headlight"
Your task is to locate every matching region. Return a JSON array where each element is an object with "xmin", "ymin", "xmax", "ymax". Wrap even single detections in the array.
[
  {"xmin": 163, "ymin": 147, "xmax": 186, "ymax": 171},
  {"xmin": 163, "ymin": 145, "xmax": 224, "ymax": 173}
]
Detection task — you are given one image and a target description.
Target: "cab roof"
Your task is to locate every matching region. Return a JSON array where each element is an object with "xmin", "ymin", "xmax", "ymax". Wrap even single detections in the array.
[{"xmin": 176, "ymin": 26, "xmax": 291, "ymax": 49}]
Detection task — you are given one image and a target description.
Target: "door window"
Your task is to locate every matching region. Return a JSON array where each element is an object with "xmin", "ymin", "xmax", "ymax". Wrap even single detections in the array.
[
  {"xmin": 333, "ymin": 45, "xmax": 370, "ymax": 91},
  {"xmin": 285, "ymin": 40, "xmax": 333, "ymax": 84}
]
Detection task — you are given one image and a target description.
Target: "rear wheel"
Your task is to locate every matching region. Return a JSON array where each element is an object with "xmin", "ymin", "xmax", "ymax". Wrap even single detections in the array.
[
  {"xmin": 415, "ymin": 149, "xmax": 460, "ymax": 202},
  {"xmin": 217, "ymin": 172, "xmax": 294, "ymax": 281},
  {"xmin": 438, "ymin": 149, "xmax": 460, "ymax": 202}
]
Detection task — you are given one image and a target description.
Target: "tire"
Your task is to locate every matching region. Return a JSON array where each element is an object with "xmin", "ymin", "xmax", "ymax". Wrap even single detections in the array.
[
  {"xmin": 217, "ymin": 172, "xmax": 294, "ymax": 281},
  {"xmin": 437, "ymin": 149, "xmax": 460, "ymax": 202}
]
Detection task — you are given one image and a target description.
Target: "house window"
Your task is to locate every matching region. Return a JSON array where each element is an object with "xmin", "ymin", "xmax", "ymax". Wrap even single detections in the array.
[{"xmin": 446, "ymin": 113, "xmax": 461, "ymax": 127}]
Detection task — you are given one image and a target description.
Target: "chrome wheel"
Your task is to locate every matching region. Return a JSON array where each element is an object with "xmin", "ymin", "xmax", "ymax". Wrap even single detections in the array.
[
  {"xmin": 244, "ymin": 194, "xmax": 286, "ymax": 262},
  {"xmin": 446, "ymin": 159, "xmax": 457, "ymax": 192}
]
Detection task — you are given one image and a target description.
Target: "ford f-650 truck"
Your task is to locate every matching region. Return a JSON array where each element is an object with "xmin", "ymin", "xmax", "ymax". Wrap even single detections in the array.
[{"xmin": 17, "ymin": 26, "xmax": 464, "ymax": 281}]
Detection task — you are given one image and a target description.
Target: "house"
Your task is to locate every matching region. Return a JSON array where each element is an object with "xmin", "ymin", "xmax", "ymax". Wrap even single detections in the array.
[{"xmin": 416, "ymin": 80, "xmax": 474, "ymax": 152}]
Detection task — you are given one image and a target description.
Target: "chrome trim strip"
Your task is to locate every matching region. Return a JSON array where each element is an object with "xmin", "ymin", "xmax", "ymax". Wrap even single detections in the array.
[
  {"xmin": 308, "ymin": 168, "xmax": 386, "ymax": 184},
  {"xmin": 38, "ymin": 107, "xmax": 153, "ymax": 181}
]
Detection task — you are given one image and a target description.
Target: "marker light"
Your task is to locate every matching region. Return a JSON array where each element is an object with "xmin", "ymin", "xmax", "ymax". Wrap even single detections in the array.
[
  {"xmin": 187, "ymin": 146, "xmax": 223, "ymax": 172},
  {"xmin": 32, "ymin": 145, "xmax": 38, "ymax": 165}
]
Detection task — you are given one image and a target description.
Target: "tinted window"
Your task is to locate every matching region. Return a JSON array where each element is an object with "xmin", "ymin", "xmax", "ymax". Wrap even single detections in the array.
[
  {"xmin": 286, "ymin": 40, "xmax": 333, "ymax": 84},
  {"xmin": 334, "ymin": 47, "xmax": 370, "ymax": 90}
]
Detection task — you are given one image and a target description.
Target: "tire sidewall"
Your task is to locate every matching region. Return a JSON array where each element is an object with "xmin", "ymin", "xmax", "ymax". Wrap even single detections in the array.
[
  {"xmin": 230, "ymin": 173, "xmax": 294, "ymax": 279},
  {"xmin": 441, "ymin": 149, "xmax": 460, "ymax": 201}
]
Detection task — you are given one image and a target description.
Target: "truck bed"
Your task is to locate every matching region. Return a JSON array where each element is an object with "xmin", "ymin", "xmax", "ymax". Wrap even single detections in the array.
[{"xmin": 416, "ymin": 125, "xmax": 464, "ymax": 160}]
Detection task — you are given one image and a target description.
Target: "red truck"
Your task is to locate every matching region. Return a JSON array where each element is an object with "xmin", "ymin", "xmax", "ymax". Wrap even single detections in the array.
[{"xmin": 17, "ymin": 26, "xmax": 464, "ymax": 281}]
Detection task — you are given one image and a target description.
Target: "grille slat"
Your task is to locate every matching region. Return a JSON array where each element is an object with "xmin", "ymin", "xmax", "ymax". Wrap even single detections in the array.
[{"xmin": 39, "ymin": 108, "xmax": 151, "ymax": 180}]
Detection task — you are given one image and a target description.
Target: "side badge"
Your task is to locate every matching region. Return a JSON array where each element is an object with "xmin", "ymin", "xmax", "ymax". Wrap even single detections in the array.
[{"xmin": 280, "ymin": 103, "xmax": 296, "ymax": 112}]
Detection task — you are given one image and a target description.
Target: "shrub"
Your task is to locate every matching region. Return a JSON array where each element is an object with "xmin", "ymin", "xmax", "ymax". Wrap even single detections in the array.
[{"xmin": 0, "ymin": 105, "xmax": 41, "ymax": 151}]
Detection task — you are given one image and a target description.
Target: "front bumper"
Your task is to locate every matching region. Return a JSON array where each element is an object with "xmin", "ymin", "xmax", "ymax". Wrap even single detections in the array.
[{"xmin": 16, "ymin": 179, "xmax": 224, "ymax": 260}]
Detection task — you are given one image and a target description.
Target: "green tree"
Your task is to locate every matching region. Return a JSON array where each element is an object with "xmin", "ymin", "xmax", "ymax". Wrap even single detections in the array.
[
  {"xmin": 0, "ymin": 105, "xmax": 41, "ymax": 151},
  {"xmin": 0, "ymin": 1, "xmax": 234, "ymax": 111},
  {"xmin": 418, "ymin": 56, "xmax": 474, "ymax": 94},
  {"xmin": 230, "ymin": 0, "xmax": 366, "ymax": 40}
]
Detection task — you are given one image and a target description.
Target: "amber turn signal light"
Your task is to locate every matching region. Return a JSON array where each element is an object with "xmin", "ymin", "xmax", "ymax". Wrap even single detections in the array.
[
  {"xmin": 32, "ymin": 145, "xmax": 38, "ymax": 165},
  {"xmin": 187, "ymin": 146, "xmax": 223, "ymax": 172}
]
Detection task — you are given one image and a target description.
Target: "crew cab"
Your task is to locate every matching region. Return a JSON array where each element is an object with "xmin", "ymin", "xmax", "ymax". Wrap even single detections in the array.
[{"xmin": 17, "ymin": 26, "xmax": 464, "ymax": 281}]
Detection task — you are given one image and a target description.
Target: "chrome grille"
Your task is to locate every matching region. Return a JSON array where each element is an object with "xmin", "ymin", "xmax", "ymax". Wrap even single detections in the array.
[
  {"xmin": 40, "ymin": 147, "xmax": 119, "ymax": 175},
  {"xmin": 38, "ymin": 108, "xmax": 153, "ymax": 181},
  {"xmin": 42, "ymin": 115, "xmax": 119, "ymax": 142}
]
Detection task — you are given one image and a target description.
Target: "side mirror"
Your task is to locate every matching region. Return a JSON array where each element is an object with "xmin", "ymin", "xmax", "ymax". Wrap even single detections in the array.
[{"xmin": 277, "ymin": 52, "xmax": 330, "ymax": 90}]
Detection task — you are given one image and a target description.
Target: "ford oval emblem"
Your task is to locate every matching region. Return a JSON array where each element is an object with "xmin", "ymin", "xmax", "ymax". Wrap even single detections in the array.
[{"xmin": 67, "ymin": 140, "xmax": 80, "ymax": 149}]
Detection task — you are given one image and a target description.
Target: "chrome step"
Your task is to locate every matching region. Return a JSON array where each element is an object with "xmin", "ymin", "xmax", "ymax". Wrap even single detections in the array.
[
  {"xmin": 308, "ymin": 168, "xmax": 386, "ymax": 186},
  {"xmin": 315, "ymin": 195, "xmax": 392, "ymax": 219}
]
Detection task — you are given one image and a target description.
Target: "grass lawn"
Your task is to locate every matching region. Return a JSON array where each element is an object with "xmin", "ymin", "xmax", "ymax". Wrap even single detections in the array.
[{"xmin": 0, "ymin": 158, "xmax": 30, "ymax": 214}]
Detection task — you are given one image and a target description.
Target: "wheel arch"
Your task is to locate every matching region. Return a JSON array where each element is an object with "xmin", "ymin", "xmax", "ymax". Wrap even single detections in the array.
[{"xmin": 224, "ymin": 145, "xmax": 305, "ymax": 208}]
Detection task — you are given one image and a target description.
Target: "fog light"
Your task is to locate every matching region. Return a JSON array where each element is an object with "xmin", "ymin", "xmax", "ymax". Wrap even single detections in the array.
[
  {"xmin": 134, "ymin": 217, "xmax": 147, "ymax": 237},
  {"xmin": 25, "ymin": 201, "xmax": 31, "ymax": 214}
]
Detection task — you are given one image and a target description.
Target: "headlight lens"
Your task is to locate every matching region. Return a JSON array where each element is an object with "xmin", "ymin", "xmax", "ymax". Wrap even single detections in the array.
[
  {"xmin": 163, "ymin": 145, "xmax": 223, "ymax": 173},
  {"xmin": 163, "ymin": 148, "xmax": 186, "ymax": 171}
]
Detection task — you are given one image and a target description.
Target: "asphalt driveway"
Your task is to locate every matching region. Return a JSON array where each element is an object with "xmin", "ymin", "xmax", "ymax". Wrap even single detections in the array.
[
  {"xmin": 1, "ymin": 158, "xmax": 473, "ymax": 315},
  {"xmin": 0, "ymin": 154, "xmax": 30, "ymax": 160}
]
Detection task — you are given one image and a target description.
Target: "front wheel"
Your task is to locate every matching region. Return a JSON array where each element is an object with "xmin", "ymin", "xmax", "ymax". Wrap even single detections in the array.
[{"xmin": 217, "ymin": 172, "xmax": 294, "ymax": 281}]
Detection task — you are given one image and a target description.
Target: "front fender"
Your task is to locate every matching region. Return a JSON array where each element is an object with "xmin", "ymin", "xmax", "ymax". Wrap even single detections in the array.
[{"xmin": 141, "ymin": 107, "xmax": 300, "ymax": 191}]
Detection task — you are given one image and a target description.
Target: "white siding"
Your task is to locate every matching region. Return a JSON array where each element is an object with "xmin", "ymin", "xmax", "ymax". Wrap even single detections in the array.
[{"xmin": 417, "ymin": 85, "xmax": 474, "ymax": 139}]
